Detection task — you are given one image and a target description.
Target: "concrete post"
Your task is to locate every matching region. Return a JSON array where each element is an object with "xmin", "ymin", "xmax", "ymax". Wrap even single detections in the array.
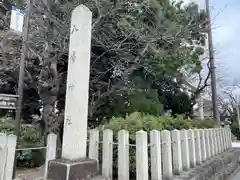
[
  {"xmin": 150, "ymin": 130, "xmax": 162, "ymax": 180},
  {"xmin": 171, "ymin": 129, "xmax": 182, "ymax": 175},
  {"xmin": 188, "ymin": 129, "xmax": 196, "ymax": 167},
  {"xmin": 161, "ymin": 130, "xmax": 173, "ymax": 179},
  {"xmin": 118, "ymin": 130, "xmax": 129, "ymax": 180},
  {"xmin": 136, "ymin": 130, "xmax": 148, "ymax": 180},
  {"xmin": 180, "ymin": 130, "xmax": 190, "ymax": 170},
  {"xmin": 194, "ymin": 129, "xmax": 202, "ymax": 165}
]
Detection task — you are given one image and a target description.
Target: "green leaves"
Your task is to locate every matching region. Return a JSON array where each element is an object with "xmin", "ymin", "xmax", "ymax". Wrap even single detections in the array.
[
  {"xmin": 0, "ymin": 118, "xmax": 45, "ymax": 168},
  {"xmin": 0, "ymin": 0, "xmax": 209, "ymax": 127},
  {"xmin": 105, "ymin": 112, "xmax": 215, "ymax": 134}
]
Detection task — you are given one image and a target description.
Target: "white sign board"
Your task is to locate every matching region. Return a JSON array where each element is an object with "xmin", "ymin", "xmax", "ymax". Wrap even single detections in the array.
[
  {"xmin": 10, "ymin": 7, "xmax": 25, "ymax": 33},
  {"xmin": 0, "ymin": 94, "xmax": 18, "ymax": 110}
]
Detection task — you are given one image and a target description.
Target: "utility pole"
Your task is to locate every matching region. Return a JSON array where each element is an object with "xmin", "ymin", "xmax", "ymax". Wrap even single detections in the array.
[
  {"xmin": 13, "ymin": 0, "xmax": 32, "ymax": 178},
  {"xmin": 205, "ymin": 0, "xmax": 220, "ymax": 125},
  {"xmin": 15, "ymin": 0, "xmax": 32, "ymax": 140},
  {"xmin": 236, "ymin": 104, "xmax": 240, "ymax": 130}
]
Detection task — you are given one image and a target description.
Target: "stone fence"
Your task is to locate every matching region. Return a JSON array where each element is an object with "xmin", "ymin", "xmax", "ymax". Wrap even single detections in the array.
[
  {"xmin": 0, "ymin": 133, "xmax": 57, "ymax": 180},
  {"xmin": 0, "ymin": 127, "xmax": 234, "ymax": 180},
  {"xmin": 87, "ymin": 128, "xmax": 232, "ymax": 180}
]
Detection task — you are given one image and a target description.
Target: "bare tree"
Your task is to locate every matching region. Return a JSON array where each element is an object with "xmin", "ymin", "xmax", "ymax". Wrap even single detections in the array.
[{"xmin": 0, "ymin": 0, "xmax": 210, "ymax": 133}]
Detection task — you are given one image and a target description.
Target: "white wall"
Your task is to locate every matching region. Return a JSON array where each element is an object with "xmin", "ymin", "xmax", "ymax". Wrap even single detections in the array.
[{"xmin": 175, "ymin": 0, "xmax": 206, "ymax": 10}]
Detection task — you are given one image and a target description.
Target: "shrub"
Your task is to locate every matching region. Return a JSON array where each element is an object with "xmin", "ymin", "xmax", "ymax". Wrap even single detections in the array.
[
  {"xmin": 231, "ymin": 122, "xmax": 240, "ymax": 140},
  {"xmin": 104, "ymin": 112, "xmax": 215, "ymax": 179},
  {"xmin": 0, "ymin": 117, "xmax": 45, "ymax": 168},
  {"xmin": 105, "ymin": 112, "xmax": 215, "ymax": 133}
]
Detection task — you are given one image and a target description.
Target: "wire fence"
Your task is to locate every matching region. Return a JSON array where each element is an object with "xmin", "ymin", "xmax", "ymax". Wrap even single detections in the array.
[
  {"xmin": 13, "ymin": 146, "xmax": 47, "ymax": 180},
  {"xmin": 0, "ymin": 128, "xmax": 234, "ymax": 180},
  {"xmin": 16, "ymin": 147, "xmax": 46, "ymax": 151}
]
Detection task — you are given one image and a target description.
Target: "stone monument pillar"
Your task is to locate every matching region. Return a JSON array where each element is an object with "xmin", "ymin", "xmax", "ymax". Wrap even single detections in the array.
[{"xmin": 47, "ymin": 5, "xmax": 98, "ymax": 180}]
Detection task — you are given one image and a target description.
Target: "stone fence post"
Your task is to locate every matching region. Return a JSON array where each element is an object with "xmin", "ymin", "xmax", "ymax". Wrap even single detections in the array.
[{"xmin": 44, "ymin": 133, "xmax": 57, "ymax": 179}]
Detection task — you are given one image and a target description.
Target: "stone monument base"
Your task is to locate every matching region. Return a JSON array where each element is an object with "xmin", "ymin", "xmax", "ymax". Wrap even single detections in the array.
[{"xmin": 47, "ymin": 158, "xmax": 98, "ymax": 180}]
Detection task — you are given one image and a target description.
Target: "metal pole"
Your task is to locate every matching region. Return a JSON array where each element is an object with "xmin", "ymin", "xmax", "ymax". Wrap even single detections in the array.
[
  {"xmin": 13, "ymin": 0, "xmax": 32, "ymax": 178},
  {"xmin": 236, "ymin": 105, "xmax": 240, "ymax": 130},
  {"xmin": 14, "ymin": 0, "xmax": 32, "ymax": 143},
  {"xmin": 205, "ymin": 0, "xmax": 220, "ymax": 125}
]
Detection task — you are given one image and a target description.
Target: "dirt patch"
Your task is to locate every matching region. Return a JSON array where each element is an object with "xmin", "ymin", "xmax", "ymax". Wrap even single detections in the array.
[{"xmin": 15, "ymin": 166, "xmax": 45, "ymax": 180}]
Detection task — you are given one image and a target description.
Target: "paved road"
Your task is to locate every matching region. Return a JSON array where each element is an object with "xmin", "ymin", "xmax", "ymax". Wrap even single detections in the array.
[
  {"xmin": 231, "ymin": 142, "xmax": 240, "ymax": 180},
  {"xmin": 231, "ymin": 171, "xmax": 240, "ymax": 180}
]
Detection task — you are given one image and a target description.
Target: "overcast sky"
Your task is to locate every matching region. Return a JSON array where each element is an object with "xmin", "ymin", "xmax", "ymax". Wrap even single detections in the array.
[
  {"xmin": 211, "ymin": 0, "xmax": 240, "ymax": 84},
  {"xmin": 182, "ymin": 0, "xmax": 240, "ymax": 85}
]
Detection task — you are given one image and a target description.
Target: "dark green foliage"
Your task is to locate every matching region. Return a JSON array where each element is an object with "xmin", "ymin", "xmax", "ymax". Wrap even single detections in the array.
[
  {"xmin": 128, "ymin": 91, "xmax": 164, "ymax": 116},
  {"xmin": 231, "ymin": 122, "xmax": 240, "ymax": 140},
  {"xmin": 0, "ymin": 117, "xmax": 45, "ymax": 168},
  {"xmin": 0, "ymin": 0, "xmax": 210, "ymax": 135},
  {"xmin": 0, "ymin": 57, "xmax": 41, "ymax": 122},
  {"xmin": 22, "ymin": 88, "xmax": 41, "ymax": 123},
  {"xmin": 90, "ymin": 89, "xmax": 164, "ymax": 127},
  {"xmin": 105, "ymin": 112, "xmax": 215, "ymax": 133}
]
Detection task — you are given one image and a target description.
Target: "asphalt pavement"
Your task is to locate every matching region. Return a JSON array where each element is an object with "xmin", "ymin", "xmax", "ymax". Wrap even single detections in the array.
[
  {"xmin": 230, "ymin": 142, "xmax": 240, "ymax": 180},
  {"xmin": 231, "ymin": 170, "xmax": 240, "ymax": 180}
]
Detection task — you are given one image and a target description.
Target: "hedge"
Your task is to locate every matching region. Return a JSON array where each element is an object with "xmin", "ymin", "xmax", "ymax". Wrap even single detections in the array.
[
  {"xmin": 104, "ymin": 112, "xmax": 216, "ymax": 179},
  {"xmin": 0, "ymin": 117, "xmax": 45, "ymax": 168},
  {"xmin": 231, "ymin": 121, "xmax": 240, "ymax": 140}
]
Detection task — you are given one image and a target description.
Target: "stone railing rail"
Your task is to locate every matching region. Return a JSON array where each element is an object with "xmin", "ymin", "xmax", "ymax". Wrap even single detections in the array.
[{"xmin": 0, "ymin": 127, "xmax": 234, "ymax": 180}]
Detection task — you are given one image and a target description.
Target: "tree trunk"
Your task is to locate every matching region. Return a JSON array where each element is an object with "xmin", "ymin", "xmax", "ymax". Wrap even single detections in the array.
[
  {"xmin": 39, "ymin": 81, "xmax": 59, "ymax": 144},
  {"xmin": 38, "ymin": 0, "xmax": 61, "ymax": 143}
]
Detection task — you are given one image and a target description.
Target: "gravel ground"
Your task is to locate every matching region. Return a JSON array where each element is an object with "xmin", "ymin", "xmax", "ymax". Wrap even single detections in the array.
[{"xmin": 14, "ymin": 166, "xmax": 44, "ymax": 180}]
